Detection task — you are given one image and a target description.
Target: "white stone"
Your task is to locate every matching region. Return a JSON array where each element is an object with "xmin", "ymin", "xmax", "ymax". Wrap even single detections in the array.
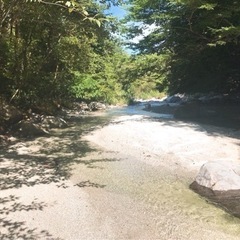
[{"xmin": 195, "ymin": 161, "xmax": 240, "ymax": 191}]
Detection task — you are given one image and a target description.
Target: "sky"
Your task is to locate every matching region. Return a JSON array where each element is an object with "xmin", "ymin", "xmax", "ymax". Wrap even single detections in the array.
[
  {"xmin": 104, "ymin": 4, "xmax": 157, "ymax": 54},
  {"xmin": 104, "ymin": 4, "xmax": 134, "ymax": 53},
  {"xmin": 105, "ymin": 5, "xmax": 128, "ymax": 20}
]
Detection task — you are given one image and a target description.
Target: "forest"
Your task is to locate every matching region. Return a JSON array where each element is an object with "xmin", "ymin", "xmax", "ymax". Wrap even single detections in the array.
[
  {"xmin": 1, "ymin": 2, "xmax": 240, "ymax": 233},
  {"xmin": 0, "ymin": 0, "xmax": 240, "ymax": 111}
]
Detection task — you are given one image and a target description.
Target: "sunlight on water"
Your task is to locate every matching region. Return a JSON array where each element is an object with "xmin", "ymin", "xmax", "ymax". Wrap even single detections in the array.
[
  {"xmin": 69, "ymin": 106, "xmax": 240, "ymax": 238},
  {"xmin": 73, "ymin": 156, "xmax": 240, "ymax": 237},
  {"xmin": 2, "ymin": 104, "xmax": 239, "ymax": 239}
]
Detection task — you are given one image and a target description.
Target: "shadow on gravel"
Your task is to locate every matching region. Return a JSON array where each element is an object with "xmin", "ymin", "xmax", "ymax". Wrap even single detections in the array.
[
  {"xmin": 0, "ymin": 114, "xmax": 117, "ymax": 239},
  {"xmin": 152, "ymin": 104, "xmax": 240, "ymax": 128},
  {"xmin": 190, "ymin": 182, "xmax": 240, "ymax": 219},
  {"xmin": 142, "ymin": 114, "xmax": 240, "ymax": 141},
  {"xmin": 151, "ymin": 118, "xmax": 240, "ymax": 140},
  {"xmin": 76, "ymin": 158, "xmax": 120, "ymax": 169},
  {"xmin": 0, "ymin": 196, "xmax": 61, "ymax": 240},
  {"xmin": 144, "ymin": 102, "xmax": 240, "ymax": 137},
  {"xmin": 0, "ymin": 114, "xmax": 114, "ymax": 191},
  {"xmin": 0, "ymin": 139, "xmax": 97, "ymax": 191},
  {"xmin": 75, "ymin": 180, "xmax": 106, "ymax": 188}
]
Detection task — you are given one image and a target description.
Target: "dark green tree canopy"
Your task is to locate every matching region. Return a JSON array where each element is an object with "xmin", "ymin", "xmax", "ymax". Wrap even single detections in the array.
[
  {"xmin": 0, "ymin": 0, "xmax": 129, "ymax": 107},
  {"xmin": 1, "ymin": 0, "xmax": 240, "ymax": 111},
  {"xmin": 126, "ymin": 0, "xmax": 240, "ymax": 94}
]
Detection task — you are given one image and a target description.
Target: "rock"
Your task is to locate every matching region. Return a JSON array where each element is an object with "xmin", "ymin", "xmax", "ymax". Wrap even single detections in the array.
[
  {"xmin": 41, "ymin": 116, "xmax": 68, "ymax": 129},
  {"xmin": 88, "ymin": 102, "xmax": 106, "ymax": 111},
  {"xmin": 144, "ymin": 103, "xmax": 151, "ymax": 110},
  {"xmin": 30, "ymin": 113, "xmax": 43, "ymax": 123},
  {"xmin": 73, "ymin": 102, "xmax": 90, "ymax": 112},
  {"xmin": 190, "ymin": 161, "xmax": 240, "ymax": 218},
  {"xmin": 79, "ymin": 102, "xmax": 90, "ymax": 111},
  {"xmin": 0, "ymin": 135, "xmax": 10, "ymax": 147},
  {"xmin": 169, "ymin": 96, "xmax": 182, "ymax": 103},
  {"xmin": 194, "ymin": 161, "xmax": 240, "ymax": 191},
  {"xmin": 198, "ymin": 94, "xmax": 224, "ymax": 104},
  {"xmin": 174, "ymin": 103, "xmax": 203, "ymax": 119},
  {"xmin": 165, "ymin": 95, "xmax": 183, "ymax": 104},
  {"xmin": 0, "ymin": 104, "xmax": 23, "ymax": 125},
  {"xmin": 13, "ymin": 120, "xmax": 49, "ymax": 137},
  {"xmin": 0, "ymin": 100, "xmax": 24, "ymax": 133}
]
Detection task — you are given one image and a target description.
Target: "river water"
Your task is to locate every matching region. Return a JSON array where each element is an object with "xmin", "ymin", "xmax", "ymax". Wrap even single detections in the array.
[
  {"xmin": 68, "ymin": 106, "xmax": 240, "ymax": 239},
  {"xmin": 1, "ymin": 105, "xmax": 240, "ymax": 239}
]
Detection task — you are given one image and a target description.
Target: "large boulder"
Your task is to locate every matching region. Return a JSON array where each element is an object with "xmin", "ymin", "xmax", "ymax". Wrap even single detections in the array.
[
  {"xmin": 166, "ymin": 95, "xmax": 183, "ymax": 104},
  {"xmin": 0, "ymin": 103, "xmax": 23, "ymax": 125},
  {"xmin": 174, "ymin": 103, "xmax": 205, "ymax": 119},
  {"xmin": 13, "ymin": 120, "xmax": 49, "ymax": 137},
  {"xmin": 88, "ymin": 102, "xmax": 106, "ymax": 111},
  {"xmin": 41, "ymin": 116, "xmax": 68, "ymax": 129},
  {"xmin": 0, "ymin": 101, "xmax": 23, "ymax": 134},
  {"xmin": 194, "ymin": 161, "xmax": 240, "ymax": 191},
  {"xmin": 0, "ymin": 135, "xmax": 10, "ymax": 148},
  {"xmin": 190, "ymin": 161, "xmax": 240, "ymax": 218}
]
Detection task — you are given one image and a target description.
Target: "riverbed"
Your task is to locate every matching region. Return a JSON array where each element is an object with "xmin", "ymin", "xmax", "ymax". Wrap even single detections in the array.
[{"xmin": 1, "ymin": 106, "xmax": 240, "ymax": 239}]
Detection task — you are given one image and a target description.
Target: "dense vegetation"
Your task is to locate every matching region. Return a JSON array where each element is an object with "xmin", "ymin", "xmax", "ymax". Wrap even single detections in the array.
[
  {"xmin": 1, "ymin": 0, "xmax": 240, "ymax": 113},
  {"xmin": 0, "ymin": 0, "xmax": 130, "ymax": 110},
  {"xmin": 126, "ymin": 0, "xmax": 240, "ymax": 94}
]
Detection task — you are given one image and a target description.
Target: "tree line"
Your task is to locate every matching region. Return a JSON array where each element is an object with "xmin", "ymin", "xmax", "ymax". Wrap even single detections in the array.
[
  {"xmin": 1, "ymin": 0, "xmax": 239, "ymax": 112},
  {"xmin": 126, "ymin": 0, "xmax": 240, "ymax": 95},
  {"xmin": 0, "ymin": 0, "xmax": 128, "ymax": 110}
]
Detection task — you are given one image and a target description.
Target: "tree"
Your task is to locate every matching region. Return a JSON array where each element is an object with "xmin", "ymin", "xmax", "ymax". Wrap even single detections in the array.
[
  {"xmin": 71, "ymin": 40, "xmax": 127, "ymax": 104},
  {"xmin": 0, "ymin": 0, "xmax": 125, "ymax": 108},
  {"xmin": 126, "ymin": 0, "xmax": 240, "ymax": 94},
  {"xmin": 116, "ymin": 53, "xmax": 169, "ymax": 100}
]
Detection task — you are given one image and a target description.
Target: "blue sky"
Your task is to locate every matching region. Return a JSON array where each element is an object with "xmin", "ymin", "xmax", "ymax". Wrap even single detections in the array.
[{"xmin": 105, "ymin": 5, "xmax": 128, "ymax": 20}]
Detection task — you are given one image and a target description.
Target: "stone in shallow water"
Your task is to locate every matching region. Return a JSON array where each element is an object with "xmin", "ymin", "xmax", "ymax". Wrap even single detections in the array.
[
  {"xmin": 190, "ymin": 161, "xmax": 240, "ymax": 218},
  {"xmin": 195, "ymin": 161, "xmax": 240, "ymax": 191}
]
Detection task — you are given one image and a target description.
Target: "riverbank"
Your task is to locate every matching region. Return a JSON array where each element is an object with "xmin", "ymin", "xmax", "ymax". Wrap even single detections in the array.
[
  {"xmin": 1, "ymin": 107, "xmax": 240, "ymax": 239},
  {"xmin": 82, "ymin": 111, "xmax": 240, "ymax": 239},
  {"xmin": 138, "ymin": 95, "xmax": 240, "ymax": 129}
]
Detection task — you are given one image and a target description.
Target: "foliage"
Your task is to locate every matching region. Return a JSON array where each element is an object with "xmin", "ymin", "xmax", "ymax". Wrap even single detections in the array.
[
  {"xmin": 126, "ymin": 0, "xmax": 240, "ymax": 94},
  {"xmin": 0, "ymin": 0, "xmax": 127, "ymax": 109},
  {"xmin": 71, "ymin": 41, "xmax": 127, "ymax": 104},
  {"xmin": 72, "ymin": 73, "xmax": 101, "ymax": 100},
  {"xmin": 116, "ymin": 53, "xmax": 169, "ymax": 100}
]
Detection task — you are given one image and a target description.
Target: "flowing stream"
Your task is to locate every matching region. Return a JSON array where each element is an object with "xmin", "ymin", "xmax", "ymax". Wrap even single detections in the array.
[
  {"xmin": 69, "ymin": 106, "xmax": 240, "ymax": 239},
  {"xmin": 1, "ymin": 105, "xmax": 240, "ymax": 239}
]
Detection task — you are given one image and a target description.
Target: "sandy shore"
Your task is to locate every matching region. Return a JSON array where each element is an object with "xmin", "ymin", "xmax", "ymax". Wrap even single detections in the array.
[
  {"xmin": 1, "ymin": 109, "xmax": 240, "ymax": 239},
  {"xmin": 85, "ymin": 114, "xmax": 240, "ymax": 175}
]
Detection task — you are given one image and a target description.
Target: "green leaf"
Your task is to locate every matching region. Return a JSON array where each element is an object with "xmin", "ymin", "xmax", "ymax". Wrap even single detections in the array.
[
  {"xmin": 68, "ymin": 7, "xmax": 74, "ymax": 13},
  {"xmin": 198, "ymin": 3, "xmax": 217, "ymax": 10},
  {"xmin": 65, "ymin": 1, "xmax": 72, "ymax": 7},
  {"xmin": 95, "ymin": 19, "xmax": 101, "ymax": 28},
  {"xmin": 82, "ymin": 9, "xmax": 89, "ymax": 16},
  {"xmin": 207, "ymin": 43, "xmax": 217, "ymax": 47},
  {"xmin": 216, "ymin": 40, "xmax": 226, "ymax": 45}
]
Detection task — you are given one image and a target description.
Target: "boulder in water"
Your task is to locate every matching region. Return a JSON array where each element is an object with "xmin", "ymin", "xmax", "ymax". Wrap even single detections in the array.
[
  {"xmin": 190, "ymin": 161, "xmax": 240, "ymax": 217},
  {"xmin": 194, "ymin": 161, "xmax": 240, "ymax": 191}
]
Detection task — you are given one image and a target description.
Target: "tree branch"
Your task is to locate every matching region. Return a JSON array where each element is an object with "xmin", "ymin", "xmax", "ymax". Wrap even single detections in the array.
[{"xmin": 37, "ymin": 0, "xmax": 87, "ymax": 18}]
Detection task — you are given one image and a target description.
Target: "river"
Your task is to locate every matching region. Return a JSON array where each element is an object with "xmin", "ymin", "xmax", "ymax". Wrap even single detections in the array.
[{"xmin": 1, "ymin": 105, "xmax": 240, "ymax": 239}]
